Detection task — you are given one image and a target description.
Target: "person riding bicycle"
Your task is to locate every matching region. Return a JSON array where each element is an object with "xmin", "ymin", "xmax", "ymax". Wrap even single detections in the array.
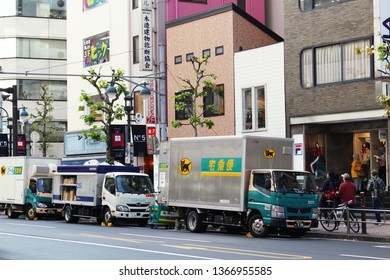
[{"xmin": 337, "ymin": 173, "xmax": 357, "ymax": 207}]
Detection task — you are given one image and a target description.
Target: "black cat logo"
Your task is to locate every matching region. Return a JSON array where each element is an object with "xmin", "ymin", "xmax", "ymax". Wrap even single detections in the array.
[
  {"xmin": 179, "ymin": 158, "xmax": 192, "ymax": 175},
  {"xmin": 264, "ymin": 149, "xmax": 276, "ymax": 159}
]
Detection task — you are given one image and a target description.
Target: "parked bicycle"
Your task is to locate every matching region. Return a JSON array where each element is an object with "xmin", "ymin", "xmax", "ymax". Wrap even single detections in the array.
[{"xmin": 319, "ymin": 200, "xmax": 360, "ymax": 233}]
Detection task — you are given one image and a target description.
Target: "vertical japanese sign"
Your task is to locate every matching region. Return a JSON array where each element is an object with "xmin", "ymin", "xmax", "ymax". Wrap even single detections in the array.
[
  {"xmin": 109, "ymin": 125, "xmax": 126, "ymax": 164},
  {"xmin": 141, "ymin": 2, "xmax": 153, "ymax": 71},
  {"xmin": 17, "ymin": 134, "xmax": 26, "ymax": 156},
  {"xmin": 0, "ymin": 134, "xmax": 8, "ymax": 157},
  {"xmin": 146, "ymin": 79, "xmax": 156, "ymax": 124},
  {"xmin": 147, "ymin": 127, "xmax": 156, "ymax": 155}
]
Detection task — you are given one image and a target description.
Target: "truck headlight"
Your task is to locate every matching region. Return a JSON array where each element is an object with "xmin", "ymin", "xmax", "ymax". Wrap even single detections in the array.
[
  {"xmin": 116, "ymin": 205, "xmax": 130, "ymax": 212},
  {"xmin": 312, "ymin": 207, "xmax": 319, "ymax": 219},
  {"xmin": 271, "ymin": 205, "xmax": 285, "ymax": 219},
  {"xmin": 36, "ymin": 202, "xmax": 47, "ymax": 208}
]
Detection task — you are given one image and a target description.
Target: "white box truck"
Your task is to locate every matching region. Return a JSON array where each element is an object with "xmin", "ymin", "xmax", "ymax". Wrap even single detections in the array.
[
  {"xmin": 155, "ymin": 135, "xmax": 320, "ymax": 237},
  {"xmin": 52, "ymin": 164, "xmax": 155, "ymax": 226},
  {"xmin": 0, "ymin": 157, "xmax": 62, "ymax": 220}
]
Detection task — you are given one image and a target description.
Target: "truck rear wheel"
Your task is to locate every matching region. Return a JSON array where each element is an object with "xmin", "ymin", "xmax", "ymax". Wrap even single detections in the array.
[
  {"xmin": 7, "ymin": 206, "xmax": 18, "ymax": 219},
  {"xmin": 186, "ymin": 211, "xmax": 207, "ymax": 233},
  {"xmin": 248, "ymin": 214, "xmax": 269, "ymax": 237},
  {"xmin": 64, "ymin": 205, "xmax": 79, "ymax": 223},
  {"xmin": 26, "ymin": 205, "xmax": 36, "ymax": 220}
]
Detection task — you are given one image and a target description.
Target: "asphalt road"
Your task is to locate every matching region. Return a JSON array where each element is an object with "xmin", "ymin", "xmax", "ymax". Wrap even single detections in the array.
[{"xmin": 0, "ymin": 215, "xmax": 389, "ymax": 261}]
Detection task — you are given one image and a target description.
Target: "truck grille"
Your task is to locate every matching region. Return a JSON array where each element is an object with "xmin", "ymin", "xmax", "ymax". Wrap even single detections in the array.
[
  {"xmin": 287, "ymin": 207, "xmax": 312, "ymax": 214},
  {"xmin": 126, "ymin": 203, "xmax": 150, "ymax": 212}
]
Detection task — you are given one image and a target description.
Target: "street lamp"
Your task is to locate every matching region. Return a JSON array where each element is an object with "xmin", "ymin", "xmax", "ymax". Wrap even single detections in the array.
[
  {"xmin": 0, "ymin": 85, "xmax": 18, "ymax": 156},
  {"xmin": 105, "ymin": 81, "xmax": 150, "ymax": 165},
  {"xmin": 19, "ymin": 105, "xmax": 29, "ymax": 133}
]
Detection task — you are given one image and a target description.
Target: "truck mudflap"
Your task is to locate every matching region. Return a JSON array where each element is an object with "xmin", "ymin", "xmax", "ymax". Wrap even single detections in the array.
[{"xmin": 270, "ymin": 218, "xmax": 318, "ymax": 229}]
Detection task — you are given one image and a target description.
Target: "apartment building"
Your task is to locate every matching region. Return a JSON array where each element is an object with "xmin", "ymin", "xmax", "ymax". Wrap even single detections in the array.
[
  {"xmin": 284, "ymin": 0, "xmax": 390, "ymax": 184},
  {"xmin": 0, "ymin": 0, "xmax": 67, "ymax": 158}
]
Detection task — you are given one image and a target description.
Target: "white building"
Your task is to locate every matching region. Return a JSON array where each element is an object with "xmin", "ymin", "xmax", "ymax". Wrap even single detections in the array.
[{"xmin": 0, "ymin": 0, "xmax": 67, "ymax": 158}]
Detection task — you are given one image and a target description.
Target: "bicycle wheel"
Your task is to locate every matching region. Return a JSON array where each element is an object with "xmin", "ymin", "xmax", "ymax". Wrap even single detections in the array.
[
  {"xmin": 348, "ymin": 212, "xmax": 360, "ymax": 233},
  {"xmin": 320, "ymin": 209, "xmax": 337, "ymax": 232}
]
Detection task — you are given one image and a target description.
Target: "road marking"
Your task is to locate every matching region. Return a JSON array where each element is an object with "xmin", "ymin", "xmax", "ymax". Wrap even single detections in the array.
[
  {"xmin": 339, "ymin": 254, "xmax": 388, "ymax": 260},
  {"xmin": 0, "ymin": 232, "xmax": 218, "ymax": 260},
  {"xmin": 68, "ymin": 233, "xmax": 162, "ymax": 244},
  {"xmin": 374, "ymin": 245, "xmax": 390, "ymax": 249},
  {"xmin": 163, "ymin": 244, "xmax": 311, "ymax": 260},
  {"xmin": 6, "ymin": 222, "xmax": 56, "ymax": 229},
  {"xmin": 120, "ymin": 233, "xmax": 211, "ymax": 243}
]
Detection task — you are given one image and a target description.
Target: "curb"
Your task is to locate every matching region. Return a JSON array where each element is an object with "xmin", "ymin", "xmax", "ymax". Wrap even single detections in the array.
[{"xmin": 305, "ymin": 231, "xmax": 390, "ymax": 243}]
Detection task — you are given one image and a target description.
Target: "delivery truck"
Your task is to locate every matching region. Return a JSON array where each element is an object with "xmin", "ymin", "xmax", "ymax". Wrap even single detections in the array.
[
  {"xmin": 52, "ymin": 164, "xmax": 155, "ymax": 226},
  {"xmin": 155, "ymin": 135, "xmax": 319, "ymax": 237},
  {"xmin": 0, "ymin": 157, "xmax": 62, "ymax": 220}
]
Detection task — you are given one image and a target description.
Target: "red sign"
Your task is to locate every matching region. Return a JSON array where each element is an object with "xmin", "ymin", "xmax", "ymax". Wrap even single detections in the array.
[{"xmin": 147, "ymin": 127, "xmax": 156, "ymax": 153}]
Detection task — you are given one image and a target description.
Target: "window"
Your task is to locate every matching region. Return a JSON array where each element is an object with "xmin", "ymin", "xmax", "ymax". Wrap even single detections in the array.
[
  {"xmin": 186, "ymin": 52, "xmax": 194, "ymax": 62},
  {"xmin": 18, "ymin": 0, "xmax": 67, "ymax": 19},
  {"xmin": 83, "ymin": 31, "xmax": 110, "ymax": 67},
  {"xmin": 28, "ymin": 121, "xmax": 67, "ymax": 142},
  {"xmin": 17, "ymin": 38, "xmax": 66, "ymax": 60},
  {"xmin": 215, "ymin": 46, "xmax": 224, "ymax": 56},
  {"xmin": 174, "ymin": 55, "xmax": 182, "ymax": 64},
  {"xmin": 18, "ymin": 80, "xmax": 67, "ymax": 101},
  {"xmin": 299, "ymin": 0, "xmax": 350, "ymax": 11},
  {"xmin": 133, "ymin": 36, "xmax": 139, "ymax": 64},
  {"xmin": 174, "ymin": 91, "xmax": 193, "ymax": 120},
  {"xmin": 202, "ymin": 49, "xmax": 210, "ymax": 58},
  {"xmin": 301, "ymin": 38, "xmax": 372, "ymax": 88},
  {"xmin": 132, "ymin": 0, "xmax": 139, "ymax": 9},
  {"xmin": 243, "ymin": 87, "xmax": 266, "ymax": 131},
  {"xmin": 203, "ymin": 84, "xmax": 224, "ymax": 117}
]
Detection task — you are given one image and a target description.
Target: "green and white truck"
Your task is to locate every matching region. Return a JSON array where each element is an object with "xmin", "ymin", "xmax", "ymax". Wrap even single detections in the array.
[
  {"xmin": 0, "ymin": 157, "xmax": 62, "ymax": 220},
  {"xmin": 154, "ymin": 135, "xmax": 319, "ymax": 237}
]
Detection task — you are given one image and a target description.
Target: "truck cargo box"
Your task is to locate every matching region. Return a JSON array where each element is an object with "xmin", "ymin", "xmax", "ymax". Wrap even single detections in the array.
[{"xmin": 163, "ymin": 135, "xmax": 294, "ymax": 212}]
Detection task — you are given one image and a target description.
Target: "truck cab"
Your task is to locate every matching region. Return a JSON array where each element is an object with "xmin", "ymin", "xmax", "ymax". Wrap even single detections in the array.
[
  {"xmin": 25, "ymin": 177, "xmax": 62, "ymax": 220},
  {"xmin": 248, "ymin": 169, "xmax": 319, "ymax": 237}
]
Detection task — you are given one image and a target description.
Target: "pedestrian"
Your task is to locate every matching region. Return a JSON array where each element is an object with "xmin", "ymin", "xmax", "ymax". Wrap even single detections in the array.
[
  {"xmin": 351, "ymin": 154, "xmax": 362, "ymax": 193},
  {"xmin": 337, "ymin": 173, "xmax": 356, "ymax": 207},
  {"xmin": 367, "ymin": 169, "xmax": 385, "ymax": 225},
  {"xmin": 320, "ymin": 171, "xmax": 338, "ymax": 217},
  {"xmin": 374, "ymin": 142, "xmax": 386, "ymax": 185}
]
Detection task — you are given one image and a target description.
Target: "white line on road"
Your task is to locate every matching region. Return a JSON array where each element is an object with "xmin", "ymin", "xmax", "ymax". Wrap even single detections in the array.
[
  {"xmin": 0, "ymin": 232, "xmax": 218, "ymax": 260},
  {"xmin": 6, "ymin": 223, "xmax": 56, "ymax": 229},
  {"xmin": 339, "ymin": 254, "xmax": 388, "ymax": 260},
  {"xmin": 120, "ymin": 233, "xmax": 211, "ymax": 243}
]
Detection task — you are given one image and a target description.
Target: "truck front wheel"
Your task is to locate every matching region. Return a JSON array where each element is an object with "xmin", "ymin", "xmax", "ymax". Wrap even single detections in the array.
[
  {"xmin": 186, "ymin": 211, "xmax": 207, "ymax": 233},
  {"xmin": 102, "ymin": 207, "xmax": 115, "ymax": 226},
  {"xmin": 248, "ymin": 214, "xmax": 269, "ymax": 237},
  {"xmin": 26, "ymin": 205, "xmax": 36, "ymax": 220},
  {"xmin": 64, "ymin": 205, "xmax": 79, "ymax": 223}
]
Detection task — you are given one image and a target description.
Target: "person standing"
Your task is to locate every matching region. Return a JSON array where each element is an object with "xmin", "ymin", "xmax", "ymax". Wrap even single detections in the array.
[
  {"xmin": 367, "ymin": 169, "xmax": 385, "ymax": 225},
  {"xmin": 351, "ymin": 154, "xmax": 362, "ymax": 193},
  {"xmin": 337, "ymin": 173, "xmax": 357, "ymax": 206}
]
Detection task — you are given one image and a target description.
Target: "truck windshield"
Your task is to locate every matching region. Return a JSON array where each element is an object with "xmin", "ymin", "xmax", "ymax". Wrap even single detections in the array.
[
  {"xmin": 37, "ymin": 178, "xmax": 53, "ymax": 193},
  {"xmin": 273, "ymin": 171, "xmax": 316, "ymax": 194},
  {"xmin": 116, "ymin": 175, "xmax": 154, "ymax": 194}
]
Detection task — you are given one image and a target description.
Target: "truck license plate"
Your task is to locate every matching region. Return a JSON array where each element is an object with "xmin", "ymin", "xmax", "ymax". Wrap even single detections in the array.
[{"xmin": 294, "ymin": 221, "xmax": 304, "ymax": 228}]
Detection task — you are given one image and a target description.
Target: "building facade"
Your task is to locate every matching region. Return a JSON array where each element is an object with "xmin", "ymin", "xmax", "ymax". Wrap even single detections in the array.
[
  {"xmin": 0, "ymin": 0, "xmax": 68, "ymax": 158},
  {"xmin": 284, "ymin": 0, "xmax": 390, "ymax": 186},
  {"xmin": 166, "ymin": 4, "xmax": 283, "ymax": 138}
]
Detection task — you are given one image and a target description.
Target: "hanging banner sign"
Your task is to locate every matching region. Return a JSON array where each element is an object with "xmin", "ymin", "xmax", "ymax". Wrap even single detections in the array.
[
  {"xmin": 17, "ymin": 134, "xmax": 26, "ymax": 156},
  {"xmin": 132, "ymin": 125, "xmax": 147, "ymax": 157},
  {"xmin": 109, "ymin": 125, "xmax": 126, "ymax": 164},
  {"xmin": 0, "ymin": 134, "xmax": 8, "ymax": 157}
]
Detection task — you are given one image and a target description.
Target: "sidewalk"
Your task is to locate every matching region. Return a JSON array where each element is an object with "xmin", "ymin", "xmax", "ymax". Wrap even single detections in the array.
[{"xmin": 305, "ymin": 219, "xmax": 390, "ymax": 242}]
